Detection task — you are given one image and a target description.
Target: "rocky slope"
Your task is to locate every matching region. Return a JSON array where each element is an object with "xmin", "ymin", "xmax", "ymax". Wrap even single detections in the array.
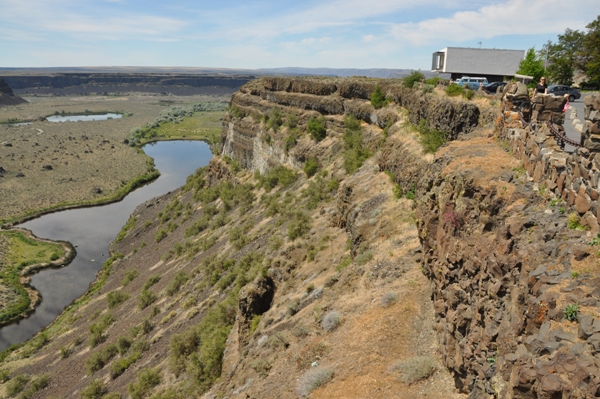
[
  {"xmin": 0, "ymin": 79, "xmax": 26, "ymax": 106},
  {"xmin": 0, "ymin": 77, "xmax": 598, "ymax": 399}
]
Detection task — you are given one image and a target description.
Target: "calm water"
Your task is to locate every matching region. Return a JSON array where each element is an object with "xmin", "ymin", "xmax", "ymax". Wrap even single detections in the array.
[
  {"xmin": 0, "ymin": 140, "xmax": 211, "ymax": 350},
  {"xmin": 47, "ymin": 113, "xmax": 122, "ymax": 122}
]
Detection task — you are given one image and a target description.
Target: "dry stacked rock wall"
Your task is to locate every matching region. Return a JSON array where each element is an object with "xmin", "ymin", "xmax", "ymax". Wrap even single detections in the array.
[
  {"xmin": 498, "ymin": 92, "xmax": 600, "ymax": 234},
  {"xmin": 581, "ymin": 96, "xmax": 600, "ymax": 151}
]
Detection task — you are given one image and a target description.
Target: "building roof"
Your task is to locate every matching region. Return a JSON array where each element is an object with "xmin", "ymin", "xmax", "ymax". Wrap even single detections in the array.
[{"xmin": 433, "ymin": 47, "xmax": 525, "ymax": 76}]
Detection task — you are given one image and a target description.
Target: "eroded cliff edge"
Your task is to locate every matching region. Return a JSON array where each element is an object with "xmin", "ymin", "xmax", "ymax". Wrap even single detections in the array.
[
  {"xmin": 223, "ymin": 78, "xmax": 600, "ymax": 398},
  {"xmin": 1, "ymin": 77, "xmax": 599, "ymax": 399}
]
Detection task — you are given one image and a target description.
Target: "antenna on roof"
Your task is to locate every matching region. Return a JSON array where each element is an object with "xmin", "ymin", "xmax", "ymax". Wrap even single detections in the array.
[{"xmin": 478, "ymin": 41, "xmax": 482, "ymax": 48}]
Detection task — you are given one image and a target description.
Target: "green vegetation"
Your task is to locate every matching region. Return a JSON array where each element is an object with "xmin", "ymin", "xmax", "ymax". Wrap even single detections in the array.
[
  {"xmin": 445, "ymin": 83, "xmax": 464, "ymax": 97},
  {"xmin": 307, "ymin": 116, "xmax": 327, "ymax": 142},
  {"xmin": 127, "ymin": 102, "xmax": 227, "ymax": 147},
  {"xmin": 122, "ymin": 269, "xmax": 139, "ymax": 286},
  {"xmin": 403, "ymin": 70, "xmax": 425, "ymax": 88},
  {"xmin": 5, "ymin": 373, "xmax": 30, "ymax": 397},
  {"xmin": 89, "ymin": 313, "xmax": 116, "ymax": 348},
  {"xmin": 138, "ymin": 289, "xmax": 158, "ymax": 310},
  {"xmin": 86, "ymin": 344, "xmax": 119, "ymax": 374},
  {"xmin": 256, "ymin": 165, "xmax": 298, "ymax": 192},
  {"xmin": 168, "ymin": 295, "xmax": 236, "ymax": 393},
  {"xmin": 303, "ymin": 158, "xmax": 319, "ymax": 178},
  {"xmin": 128, "ymin": 368, "xmax": 162, "ymax": 399},
  {"xmin": 370, "ymin": 85, "xmax": 388, "ymax": 109},
  {"xmin": 416, "ymin": 119, "xmax": 447, "ymax": 154},
  {"xmin": 107, "ymin": 290, "xmax": 130, "ymax": 309},
  {"xmin": 288, "ymin": 211, "xmax": 311, "ymax": 240},
  {"xmin": 81, "ymin": 379, "xmax": 106, "ymax": 399},
  {"xmin": 266, "ymin": 107, "xmax": 284, "ymax": 131},
  {"xmin": 342, "ymin": 114, "xmax": 371, "ymax": 174},
  {"xmin": 567, "ymin": 212, "xmax": 588, "ymax": 230},
  {"xmin": 517, "ymin": 47, "xmax": 546, "ymax": 87},
  {"xmin": 0, "ymin": 231, "xmax": 67, "ymax": 324},
  {"xmin": 166, "ymin": 271, "xmax": 189, "ymax": 296},
  {"xmin": 563, "ymin": 303, "xmax": 579, "ymax": 321},
  {"xmin": 114, "ymin": 216, "xmax": 137, "ymax": 243}
]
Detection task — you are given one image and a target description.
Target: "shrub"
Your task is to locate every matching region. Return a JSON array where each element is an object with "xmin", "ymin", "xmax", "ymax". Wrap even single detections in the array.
[
  {"xmin": 143, "ymin": 275, "xmax": 161, "ymax": 290},
  {"xmin": 403, "ymin": 70, "xmax": 425, "ymax": 88},
  {"xmin": 296, "ymin": 368, "xmax": 334, "ymax": 397},
  {"xmin": 107, "ymin": 290, "xmax": 130, "ymax": 309},
  {"xmin": 288, "ymin": 211, "xmax": 311, "ymax": 241},
  {"xmin": 127, "ymin": 368, "xmax": 162, "ymax": 399},
  {"xmin": 370, "ymin": 85, "xmax": 388, "ymax": 109},
  {"xmin": 463, "ymin": 88, "xmax": 475, "ymax": 100},
  {"xmin": 17, "ymin": 374, "xmax": 49, "ymax": 399},
  {"xmin": 308, "ymin": 116, "xmax": 327, "ymax": 142},
  {"xmin": 250, "ymin": 315, "xmax": 261, "ymax": 334},
  {"xmin": 343, "ymin": 114, "xmax": 371, "ymax": 174},
  {"xmin": 568, "ymin": 212, "xmax": 587, "ymax": 230},
  {"xmin": 85, "ymin": 344, "xmax": 118, "ymax": 374},
  {"xmin": 391, "ymin": 356, "xmax": 437, "ymax": 383},
  {"xmin": 81, "ymin": 379, "xmax": 106, "ymax": 399},
  {"xmin": 381, "ymin": 292, "xmax": 398, "ymax": 307},
  {"xmin": 258, "ymin": 165, "xmax": 298, "ymax": 191},
  {"xmin": 165, "ymin": 271, "xmax": 189, "ymax": 296},
  {"xmin": 6, "ymin": 374, "xmax": 30, "ymax": 397},
  {"xmin": 446, "ymin": 83, "xmax": 464, "ymax": 97},
  {"xmin": 303, "ymin": 158, "xmax": 319, "ymax": 178},
  {"xmin": 285, "ymin": 131, "xmax": 298, "ymax": 154},
  {"xmin": 355, "ymin": 250, "xmax": 373, "ymax": 265},
  {"xmin": 117, "ymin": 336, "xmax": 132, "ymax": 355},
  {"xmin": 138, "ymin": 289, "xmax": 157, "ymax": 310},
  {"xmin": 425, "ymin": 76, "xmax": 442, "ymax": 86},
  {"xmin": 416, "ymin": 119, "xmax": 447, "ymax": 154},
  {"xmin": 267, "ymin": 107, "xmax": 283, "ymax": 131},
  {"xmin": 122, "ymin": 269, "xmax": 139, "ymax": 286},
  {"xmin": 321, "ymin": 311, "xmax": 341, "ymax": 331},
  {"xmin": 155, "ymin": 229, "xmax": 167, "ymax": 243},
  {"xmin": 563, "ymin": 303, "xmax": 579, "ymax": 321}
]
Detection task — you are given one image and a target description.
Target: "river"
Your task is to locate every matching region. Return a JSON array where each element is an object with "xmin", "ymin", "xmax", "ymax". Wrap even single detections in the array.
[{"xmin": 0, "ymin": 140, "xmax": 212, "ymax": 351}]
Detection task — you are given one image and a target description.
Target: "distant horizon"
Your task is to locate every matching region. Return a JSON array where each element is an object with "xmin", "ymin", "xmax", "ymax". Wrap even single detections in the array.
[{"xmin": 1, "ymin": 0, "xmax": 598, "ymax": 69}]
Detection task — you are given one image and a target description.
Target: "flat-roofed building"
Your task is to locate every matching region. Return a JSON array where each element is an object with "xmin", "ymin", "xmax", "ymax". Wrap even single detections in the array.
[{"xmin": 432, "ymin": 47, "xmax": 525, "ymax": 82}]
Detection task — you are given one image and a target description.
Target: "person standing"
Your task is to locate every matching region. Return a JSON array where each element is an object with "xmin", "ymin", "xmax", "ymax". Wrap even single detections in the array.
[{"xmin": 532, "ymin": 77, "xmax": 548, "ymax": 97}]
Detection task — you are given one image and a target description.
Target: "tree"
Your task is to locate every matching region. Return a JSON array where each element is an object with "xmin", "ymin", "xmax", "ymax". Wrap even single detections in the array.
[
  {"xmin": 403, "ymin": 70, "xmax": 425, "ymax": 88},
  {"xmin": 581, "ymin": 15, "xmax": 600, "ymax": 84},
  {"xmin": 517, "ymin": 47, "xmax": 546, "ymax": 86},
  {"xmin": 547, "ymin": 29, "xmax": 584, "ymax": 85}
]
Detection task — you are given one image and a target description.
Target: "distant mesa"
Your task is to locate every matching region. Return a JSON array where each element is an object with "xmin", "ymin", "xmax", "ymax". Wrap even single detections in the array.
[{"xmin": 0, "ymin": 78, "xmax": 27, "ymax": 106}]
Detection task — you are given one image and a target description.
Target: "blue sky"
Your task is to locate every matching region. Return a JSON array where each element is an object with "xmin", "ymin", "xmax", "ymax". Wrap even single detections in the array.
[{"xmin": 1, "ymin": 0, "xmax": 598, "ymax": 70}]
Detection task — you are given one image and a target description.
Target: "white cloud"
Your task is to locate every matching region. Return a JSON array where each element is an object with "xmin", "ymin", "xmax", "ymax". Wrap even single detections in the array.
[{"xmin": 389, "ymin": 0, "xmax": 597, "ymax": 46}]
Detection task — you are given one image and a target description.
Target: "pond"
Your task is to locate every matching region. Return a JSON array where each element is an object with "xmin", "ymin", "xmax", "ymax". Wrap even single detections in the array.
[
  {"xmin": 46, "ymin": 113, "xmax": 122, "ymax": 122},
  {"xmin": 0, "ymin": 140, "xmax": 211, "ymax": 351}
]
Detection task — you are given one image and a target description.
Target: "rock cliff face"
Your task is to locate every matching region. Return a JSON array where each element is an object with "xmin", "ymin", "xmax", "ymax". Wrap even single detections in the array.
[
  {"xmin": 1, "ymin": 73, "xmax": 253, "ymax": 96},
  {"xmin": 3, "ymin": 77, "xmax": 599, "ymax": 399},
  {"xmin": 223, "ymin": 77, "xmax": 600, "ymax": 398},
  {"xmin": 0, "ymin": 79, "xmax": 26, "ymax": 106}
]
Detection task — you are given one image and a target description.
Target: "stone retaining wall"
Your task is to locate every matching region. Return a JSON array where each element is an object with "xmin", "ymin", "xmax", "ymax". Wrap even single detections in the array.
[{"xmin": 498, "ymin": 86, "xmax": 600, "ymax": 234}]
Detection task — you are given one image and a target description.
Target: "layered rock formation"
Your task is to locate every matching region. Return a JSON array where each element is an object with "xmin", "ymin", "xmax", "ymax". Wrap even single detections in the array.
[{"xmin": 0, "ymin": 79, "xmax": 26, "ymax": 106}]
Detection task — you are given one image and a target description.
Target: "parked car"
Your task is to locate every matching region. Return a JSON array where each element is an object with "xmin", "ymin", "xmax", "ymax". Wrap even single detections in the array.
[
  {"xmin": 455, "ymin": 76, "xmax": 488, "ymax": 90},
  {"xmin": 483, "ymin": 81, "xmax": 507, "ymax": 93},
  {"xmin": 547, "ymin": 85, "xmax": 581, "ymax": 102}
]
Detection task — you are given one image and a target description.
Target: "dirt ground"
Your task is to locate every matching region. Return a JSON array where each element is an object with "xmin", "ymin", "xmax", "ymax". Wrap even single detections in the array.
[{"xmin": 0, "ymin": 94, "xmax": 228, "ymax": 223}]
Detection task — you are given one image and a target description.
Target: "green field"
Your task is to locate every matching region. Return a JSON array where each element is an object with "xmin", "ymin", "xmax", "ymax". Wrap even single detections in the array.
[{"xmin": 0, "ymin": 231, "xmax": 66, "ymax": 324}]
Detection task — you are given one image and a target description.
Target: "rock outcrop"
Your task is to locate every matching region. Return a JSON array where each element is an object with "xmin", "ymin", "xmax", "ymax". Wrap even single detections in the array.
[{"xmin": 0, "ymin": 79, "xmax": 26, "ymax": 106}]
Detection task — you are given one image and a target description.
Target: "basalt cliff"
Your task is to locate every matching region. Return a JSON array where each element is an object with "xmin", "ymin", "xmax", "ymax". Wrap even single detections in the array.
[{"xmin": 1, "ymin": 77, "xmax": 599, "ymax": 399}]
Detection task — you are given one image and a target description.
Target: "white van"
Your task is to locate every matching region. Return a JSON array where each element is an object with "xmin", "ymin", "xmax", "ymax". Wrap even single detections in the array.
[{"xmin": 455, "ymin": 77, "xmax": 488, "ymax": 90}]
